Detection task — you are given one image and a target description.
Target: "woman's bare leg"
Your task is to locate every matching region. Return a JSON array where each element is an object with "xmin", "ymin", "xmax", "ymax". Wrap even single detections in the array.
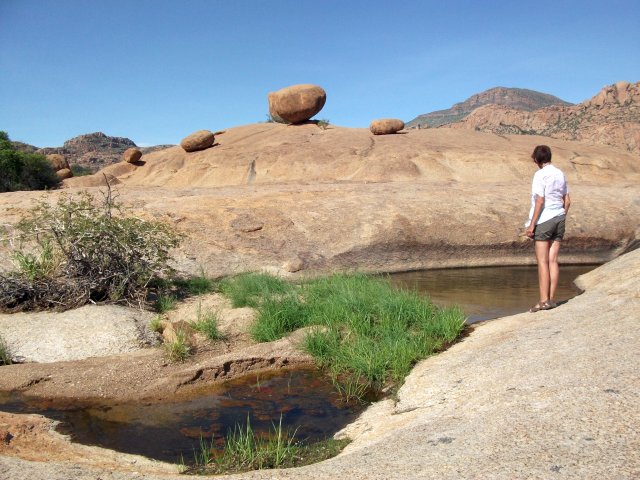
[
  {"xmin": 549, "ymin": 240, "xmax": 561, "ymax": 301},
  {"xmin": 535, "ymin": 240, "xmax": 551, "ymax": 302}
]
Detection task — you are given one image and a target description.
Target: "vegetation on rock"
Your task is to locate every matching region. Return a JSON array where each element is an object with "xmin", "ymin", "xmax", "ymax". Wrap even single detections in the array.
[
  {"xmin": 0, "ymin": 185, "xmax": 181, "ymax": 312},
  {"xmin": 0, "ymin": 131, "xmax": 60, "ymax": 192},
  {"xmin": 219, "ymin": 272, "xmax": 466, "ymax": 397}
]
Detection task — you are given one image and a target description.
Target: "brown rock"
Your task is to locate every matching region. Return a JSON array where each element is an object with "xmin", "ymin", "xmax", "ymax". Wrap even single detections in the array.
[
  {"xmin": 122, "ymin": 147, "xmax": 142, "ymax": 163},
  {"xmin": 46, "ymin": 154, "xmax": 69, "ymax": 171},
  {"xmin": 370, "ymin": 119, "xmax": 405, "ymax": 135},
  {"xmin": 283, "ymin": 257, "xmax": 304, "ymax": 273},
  {"xmin": 268, "ymin": 84, "xmax": 326, "ymax": 124},
  {"xmin": 180, "ymin": 130, "xmax": 216, "ymax": 152},
  {"xmin": 267, "ymin": 92, "xmax": 287, "ymax": 123},
  {"xmin": 56, "ymin": 168, "xmax": 73, "ymax": 180}
]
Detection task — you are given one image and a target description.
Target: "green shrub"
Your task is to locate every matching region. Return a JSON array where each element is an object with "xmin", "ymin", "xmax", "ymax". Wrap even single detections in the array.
[
  {"xmin": 70, "ymin": 164, "xmax": 93, "ymax": 176},
  {"xmin": 0, "ymin": 131, "xmax": 60, "ymax": 192},
  {"xmin": 0, "ymin": 186, "xmax": 181, "ymax": 312}
]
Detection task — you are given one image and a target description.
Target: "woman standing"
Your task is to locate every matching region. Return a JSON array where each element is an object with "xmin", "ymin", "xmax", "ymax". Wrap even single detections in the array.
[{"xmin": 525, "ymin": 145, "xmax": 571, "ymax": 312}]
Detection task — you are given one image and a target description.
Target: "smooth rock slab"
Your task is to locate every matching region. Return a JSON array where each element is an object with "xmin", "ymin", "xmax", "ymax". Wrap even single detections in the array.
[{"xmin": 0, "ymin": 305, "xmax": 159, "ymax": 363}]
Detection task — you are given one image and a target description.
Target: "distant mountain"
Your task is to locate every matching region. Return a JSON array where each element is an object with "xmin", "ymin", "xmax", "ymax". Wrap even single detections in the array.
[
  {"xmin": 406, "ymin": 87, "xmax": 573, "ymax": 129},
  {"xmin": 15, "ymin": 132, "xmax": 173, "ymax": 172},
  {"xmin": 446, "ymin": 81, "xmax": 640, "ymax": 154}
]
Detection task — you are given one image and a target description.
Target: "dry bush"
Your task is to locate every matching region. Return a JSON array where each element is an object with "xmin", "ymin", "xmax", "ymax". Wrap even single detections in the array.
[{"xmin": 0, "ymin": 183, "xmax": 181, "ymax": 312}]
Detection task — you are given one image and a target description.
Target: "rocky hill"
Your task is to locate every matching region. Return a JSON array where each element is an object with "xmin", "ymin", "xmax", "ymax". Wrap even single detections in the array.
[
  {"xmin": 446, "ymin": 81, "xmax": 640, "ymax": 153},
  {"xmin": 406, "ymin": 87, "xmax": 572, "ymax": 129},
  {"xmin": 15, "ymin": 132, "xmax": 173, "ymax": 172}
]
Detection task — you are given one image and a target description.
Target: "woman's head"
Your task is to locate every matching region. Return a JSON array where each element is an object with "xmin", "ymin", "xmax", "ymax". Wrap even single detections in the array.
[{"xmin": 531, "ymin": 145, "xmax": 552, "ymax": 166}]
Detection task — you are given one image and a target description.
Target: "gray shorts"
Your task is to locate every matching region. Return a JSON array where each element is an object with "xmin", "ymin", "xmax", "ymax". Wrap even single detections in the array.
[{"xmin": 534, "ymin": 215, "xmax": 565, "ymax": 241}]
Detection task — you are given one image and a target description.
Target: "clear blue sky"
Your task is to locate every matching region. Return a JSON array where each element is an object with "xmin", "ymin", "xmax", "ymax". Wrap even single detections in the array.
[{"xmin": 1, "ymin": 0, "xmax": 639, "ymax": 147}]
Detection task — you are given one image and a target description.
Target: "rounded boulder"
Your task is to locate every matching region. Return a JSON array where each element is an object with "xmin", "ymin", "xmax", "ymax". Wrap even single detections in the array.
[
  {"xmin": 370, "ymin": 119, "xmax": 405, "ymax": 135},
  {"xmin": 180, "ymin": 130, "xmax": 216, "ymax": 152},
  {"xmin": 268, "ymin": 84, "xmax": 326, "ymax": 124},
  {"xmin": 56, "ymin": 168, "xmax": 73, "ymax": 180},
  {"xmin": 122, "ymin": 147, "xmax": 142, "ymax": 163},
  {"xmin": 46, "ymin": 154, "xmax": 70, "ymax": 171}
]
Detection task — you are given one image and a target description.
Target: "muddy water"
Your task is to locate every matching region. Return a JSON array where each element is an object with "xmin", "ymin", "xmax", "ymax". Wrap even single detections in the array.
[
  {"xmin": 388, "ymin": 264, "xmax": 598, "ymax": 323},
  {"xmin": 0, "ymin": 368, "xmax": 363, "ymax": 464}
]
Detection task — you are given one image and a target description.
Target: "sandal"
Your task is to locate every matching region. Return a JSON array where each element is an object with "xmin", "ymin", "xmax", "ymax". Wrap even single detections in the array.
[{"xmin": 529, "ymin": 301, "xmax": 552, "ymax": 313}]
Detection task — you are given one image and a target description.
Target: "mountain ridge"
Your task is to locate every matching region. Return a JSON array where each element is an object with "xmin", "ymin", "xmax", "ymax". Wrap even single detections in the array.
[{"xmin": 406, "ymin": 86, "xmax": 573, "ymax": 129}]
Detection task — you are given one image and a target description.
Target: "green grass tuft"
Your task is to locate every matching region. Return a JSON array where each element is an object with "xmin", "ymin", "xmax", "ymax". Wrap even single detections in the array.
[
  {"xmin": 219, "ymin": 273, "xmax": 292, "ymax": 308},
  {"xmin": 164, "ymin": 329, "xmax": 191, "ymax": 362},
  {"xmin": 0, "ymin": 335, "xmax": 12, "ymax": 366},
  {"xmin": 191, "ymin": 307, "xmax": 223, "ymax": 341},
  {"xmin": 219, "ymin": 272, "xmax": 466, "ymax": 399},
  {"xmin": 155, "ymin": 294, "xmax": 176, "ymax": 313}
]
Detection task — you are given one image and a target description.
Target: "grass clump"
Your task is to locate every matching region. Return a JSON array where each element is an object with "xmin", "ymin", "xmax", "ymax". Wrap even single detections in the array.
[
  {"xmin": 164, "ymin": 329, "xmax": 191, "ymax": 362},
  {"xmin": 187, "ymin": 415, "xmax": 349, "ymax": 475},
  {"xmin": 191, "ymin": 305, "xmax": 223, "ymax": 341},
  {"xmin": 155, "ymin": 294, "xmax": 177, "ymax": 313},
  {"xmin": 219, "ymin": 273, "xmax": 466, "ymax": 396},
  {"xmin": 219, "ymin": 273, "xmax": 292, "ymax": 308},
  {"xmin": 0, "ymin": 335, "xmax": 12, "ymax": 366}
]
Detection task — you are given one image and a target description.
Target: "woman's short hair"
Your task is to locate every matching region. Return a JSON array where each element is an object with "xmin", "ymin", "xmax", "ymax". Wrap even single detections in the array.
[{"xmin": 531, "ymin": 145, "xmax": 552, "ymax": 164}]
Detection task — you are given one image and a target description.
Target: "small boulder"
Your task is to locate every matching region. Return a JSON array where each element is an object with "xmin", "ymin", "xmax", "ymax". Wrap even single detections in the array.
[
  {"xmin": 268, "ymin": 84, "xmax": 326, "ymax": 124},
  {"xmin": 46, "ymin": 153, "xmax": 70, "ymax": 171},
  {"xmin": 122, "ymin": 147, "xmax": 142, "ymax": 163},
  {"xmin": 56, "ymin": 168, "xmax": 73, "ymax": 180},
  {"xmin": 180, "ymin": 130, "xmax": 216, "ymax": 152},
  {"xmin": 370, "ymin": 119, "xmax": 405, "ymax": 135}
]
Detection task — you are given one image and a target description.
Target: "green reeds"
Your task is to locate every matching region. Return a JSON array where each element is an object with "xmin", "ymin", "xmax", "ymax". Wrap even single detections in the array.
[{"xmin": 220, "ymin": 272, "xmax": 466, "ymax": 398}]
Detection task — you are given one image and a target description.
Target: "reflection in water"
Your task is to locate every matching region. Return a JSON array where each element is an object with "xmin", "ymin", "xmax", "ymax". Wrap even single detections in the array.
[
  {"xmin": 388, "ymin": 265, "xmax": 598, "ymax": 323},
  {"xmin": 0, "ymin": 368, "xmax": 362, "ymax": 464}
]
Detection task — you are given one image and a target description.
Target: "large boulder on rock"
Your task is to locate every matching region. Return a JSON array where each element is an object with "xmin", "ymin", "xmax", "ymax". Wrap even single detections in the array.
[
  {"xmin": 122, "ymin": 147, "xmax": 142, "ymax": 163},
  {"xmin": 56, "ymin": 168, "xmax": 73, "ymax": 180},
  {"xmin": 180, "ymin": 130, "xmax": 216, "ymax": 152},
  {"xmin": 268, "ymin": 84, "xmax": 326, "ymax": 124},
  {"xmin": 46, "ymin": 153, "xmax": 70, "ymax": 171},
  {"xmin": 370, "ymin": 119, "xmax": 405, "ymax": 135}
]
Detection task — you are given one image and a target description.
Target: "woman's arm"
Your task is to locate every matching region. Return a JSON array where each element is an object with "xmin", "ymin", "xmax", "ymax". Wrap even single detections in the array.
[
  {"xmin": 563, "ymin": 193, "xmax": 571, "ymax": 215},
  {"xmin": 525, "ymin": 194, "xmax": 545, "ymax": 238}
]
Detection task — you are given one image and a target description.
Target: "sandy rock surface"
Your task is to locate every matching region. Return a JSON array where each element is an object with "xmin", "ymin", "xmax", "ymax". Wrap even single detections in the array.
[
  {"xmin": 0, "ymin": 305, "xmax": 159, "ymax": 363},
  {"xmin": 2, "ymin": 124, "xmax": 638, "ymax": 277},
  {"xmin": 0, "ymin": 245, "xmax": 638, "ymax": 479}
]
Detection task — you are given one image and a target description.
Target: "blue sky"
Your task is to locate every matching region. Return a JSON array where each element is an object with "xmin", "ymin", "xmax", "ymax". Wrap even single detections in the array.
[{"xmin": 1, "ymin": 0, "xmax": 639, "ymax": 147}]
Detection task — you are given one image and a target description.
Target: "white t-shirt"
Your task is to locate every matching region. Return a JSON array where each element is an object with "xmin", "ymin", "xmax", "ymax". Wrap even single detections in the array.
[{"xmin": 526, "ymin": 164, "xmax": 568, "ymax": 226}]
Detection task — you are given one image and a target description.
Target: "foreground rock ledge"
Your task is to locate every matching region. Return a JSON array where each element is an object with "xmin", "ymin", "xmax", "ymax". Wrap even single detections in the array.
[{"xmin": 1, "ymin": 249, "xmax": 638, "ymax": 478}]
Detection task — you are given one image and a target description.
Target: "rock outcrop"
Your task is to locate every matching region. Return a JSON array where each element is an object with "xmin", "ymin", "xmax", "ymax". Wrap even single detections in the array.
[
  {"xmin": 180, "ymin": 130, "xmax": 216, "ymax": 152},
  {"xmin": 3, "ymin": 121, "xmax": 636, "ymax": 278},
  {"xmin": 407, "ymin": 87, "xmax": 572, "ymax": 128},
  {"xmin": 267, "ymin": 84, "xmax": 326, "ymax": 124},
  {"xmin": 45, "ymin": 154, "xmax": 69, "ymax": 171},
  {"xmin": 447, "ymin": 81, "xmax": 640, "ymax": 153},
  {"xmin": 370, "ymin": 118, "xmax": 405, "ymax": 135},
  {"xmin": 122, "ymin": 147, "xmax": 142, "ymax": 163}
]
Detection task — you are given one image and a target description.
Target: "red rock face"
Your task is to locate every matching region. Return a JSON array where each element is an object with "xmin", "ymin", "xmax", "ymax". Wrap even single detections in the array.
[{"xmin": 447, "ymin": 81, "xmax": 640, "ymax": 153}]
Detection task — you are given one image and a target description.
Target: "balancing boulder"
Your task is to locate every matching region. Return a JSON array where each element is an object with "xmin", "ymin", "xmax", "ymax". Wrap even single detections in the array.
[
  {"xmin": 122, "ymin": 147, "xmax": 142, "ymax": 163},
  {"xmin": 268, "ymin": 84, "xmax": 326, "ymax": 124},
  {"xmin": 180, "ymin": 130, "xmax": 216, "ymax": 152},
  {"xmin": 370, "ymin": 119, "xmax": 405, "ymax": 135}
]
